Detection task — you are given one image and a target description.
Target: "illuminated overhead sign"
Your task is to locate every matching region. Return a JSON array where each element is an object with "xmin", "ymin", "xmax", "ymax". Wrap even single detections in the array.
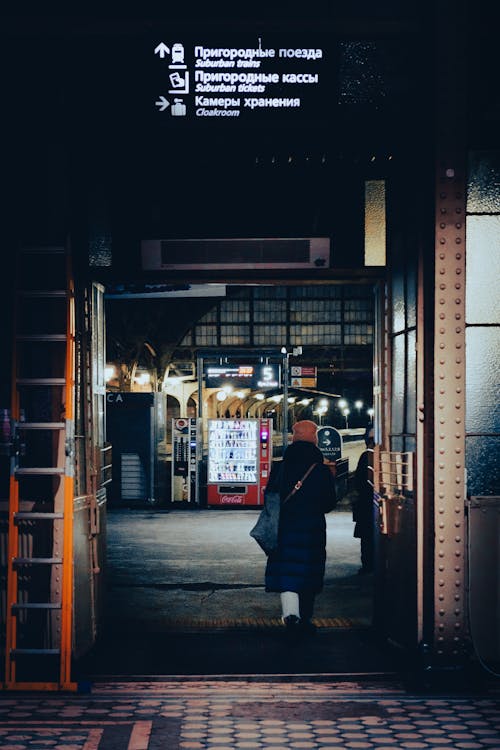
[
  {"xmin": 205, "ymin": 364, "xmax": 280, "ymax": 389},
  {"xmin": 151, "ymin": 36, "xmax": 328, "ymax": 122}
]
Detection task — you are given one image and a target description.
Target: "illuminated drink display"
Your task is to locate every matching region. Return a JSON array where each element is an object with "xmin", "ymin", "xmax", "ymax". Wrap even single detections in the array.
[{"xmin": 207, "ymin": 418, "xmax": 273, "ymax": 506}]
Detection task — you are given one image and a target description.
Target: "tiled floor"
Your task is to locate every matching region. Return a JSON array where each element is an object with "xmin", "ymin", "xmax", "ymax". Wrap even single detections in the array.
[{"xmin": 0, "ymin": 679, "xmax": 499, "ymax": 749}]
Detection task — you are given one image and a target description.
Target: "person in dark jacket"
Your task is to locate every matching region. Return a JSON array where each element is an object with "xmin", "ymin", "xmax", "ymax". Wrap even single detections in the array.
[
  {"xmin": 353, "ymin": 427, "xmax": 375, "ymax": 574},
  {"xmin": 265, "ymin": 419, "xmax": 337, "ymax": 633}
]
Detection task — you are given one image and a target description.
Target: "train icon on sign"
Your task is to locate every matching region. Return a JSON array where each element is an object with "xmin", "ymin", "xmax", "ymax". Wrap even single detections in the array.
[{"xmin": 171, "ymin": 43, "xmax": 185, "ymax": 64}]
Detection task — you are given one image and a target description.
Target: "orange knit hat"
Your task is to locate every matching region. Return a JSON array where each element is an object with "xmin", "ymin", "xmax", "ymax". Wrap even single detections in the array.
[{"xmin": 292, "ymin": 420, "xmax": 318, "ymax": 445}]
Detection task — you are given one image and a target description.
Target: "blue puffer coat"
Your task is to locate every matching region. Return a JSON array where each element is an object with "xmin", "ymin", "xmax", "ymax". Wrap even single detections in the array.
[{"xmin": 265, "ymin": 441, "xmax": 337, "ymax": 594}]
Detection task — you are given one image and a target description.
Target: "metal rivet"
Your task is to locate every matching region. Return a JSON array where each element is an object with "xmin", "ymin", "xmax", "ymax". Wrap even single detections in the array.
[
  {"xmin": 455, "ymin": 283, "xmax": 461, "ymax": 290},
  {"xmin": 439, "ymin": 551, "xmax": 445, "ymax": 557},
  {"xmin": 439, "ymin": 267, "xmax": 446, "ymax": 274},
  {"xmin": 455, "ymin": 298, "xmax": 461, "ymax": 304},
  {"xmin": 439, "ymin": 299, "xmax": 445, "ymax": 305},
  {"xmin": 438, "ymin": 507, "xmax": 445, "ymax": 513},
  {"xmin": 439, "ymin": 342, "xmax": 445, "ymax": 349},
  {"xmin": 440, "ymin": 388, "xmax": 445, "ymax": 394},
  {"xmin": 439, "ymin": 521, "xmax": 445, "ymax": 527},
  {"xmin": 440, "ymin": 284, "xmax": 446, "ymax": 290},
  {"xmin": 439, "ymin": 566, "xmax": 444, "ymax": 572},
  {"xmin": 440, "ymin": 222, "xmax": 446, "ymax": 229},
  {"xmin": 439, "ymin": 313, "xmax": 445, "ymax": 319},
  {"xmin": 438, "ymin": 493, "xmax": 445, "ymax": 499},
  {"xmin": 439, "ymin": 623, "xmax": 445, "ymax": 629},
  {"xmin": 439, "ymin": 609, "xmax": 445, "ymax": 615},
  {"xmin": 439, "ymin": 252, "xmax": 446, "ymax": 259},
  {"xmin": 439, "ymin": 238, "xmax": 446, "ymax": 245},
  {"xmin": 455, "ymin": 594, "xmax": 460, "ymax": 601},
  {"xmin": 439, "ymin": 359, "xmax": 445, "ymax": 365},
  {"xmin": 456, "ymin": 387, "xmax": 462, "ymax": 393},
  {"xmin": 455, "ymin": 223, "xmax": 462, "ymax": 229},
  {"xmin": 456, "ymin": 268, "xmax": 462, "ymax": 274},
  {"xmin": 440, "ymin": 192, "xmax": 447, "ymax": 199},
  {"xmin": 455, "ymin": 207, "xmax": 462, "ymax": 213},
  {"xmin": 455, "ymin": 253, "xmax": 461, "ymax": 259},
  {"xmin": 455, "ymin": 237, "xmax": 462, "ymax": 244},
  {"xmin": 439, "ymin": 536, "xmax": 445, "ymax": 542},
  {"xmin": 439, "ymin": 594, "xmax": 445, "ymax": 601}
]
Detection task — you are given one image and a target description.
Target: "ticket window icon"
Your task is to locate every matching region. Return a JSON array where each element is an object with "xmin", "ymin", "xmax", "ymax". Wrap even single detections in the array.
[
  {"xmin": 172, "ymin": 43, "xmax": 185, "ymax": 64},
  {"xmin": 171, "ymin": 98, "xmax": 186, "ymax": 116},
  {"xmin": 168, "ymin": 70, "xmax": 189, "ymax": 94}
]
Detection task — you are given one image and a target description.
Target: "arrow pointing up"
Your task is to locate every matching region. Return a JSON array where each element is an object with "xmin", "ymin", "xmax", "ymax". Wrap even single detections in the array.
[
  {"xmin": 155, "ymin": 96, "xmax": 170, "ymax": 112},
  {"xmin": 154, "ymin": 43, "xmax": 170, "ymax": 58}
]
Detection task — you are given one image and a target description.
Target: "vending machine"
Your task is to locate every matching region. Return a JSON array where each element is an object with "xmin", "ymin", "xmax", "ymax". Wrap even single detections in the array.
[
  {"xmin": 207, "ymin": 418, "xmax": 272, "ymax": 506},
  {"xmin": 171, "ymin": 418, "xmax": 199, "ymax": 503}
]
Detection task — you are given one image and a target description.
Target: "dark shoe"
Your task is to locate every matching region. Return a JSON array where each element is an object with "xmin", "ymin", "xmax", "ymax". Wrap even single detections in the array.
[
  {"xmin": 283, "ymin": 614, "xmax": 301, "ymax": 629},
  {"xmin": 282, "ymin": 614, "xmax": 301, "ymax": 643}
]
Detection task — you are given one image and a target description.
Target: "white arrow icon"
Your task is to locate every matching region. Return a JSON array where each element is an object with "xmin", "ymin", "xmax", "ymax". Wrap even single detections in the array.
[
  {"xmin": 155, "ymin": 96, "xmax": 170, "ymax": 111},
  {"xmin": 154, "ymin": 43, "xmax": 170, "ymax": 58}
]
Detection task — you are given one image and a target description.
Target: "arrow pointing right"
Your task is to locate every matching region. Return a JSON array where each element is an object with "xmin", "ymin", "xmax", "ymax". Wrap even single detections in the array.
[
  {"xmin": 155, "ymin": 96, "xmax": 170, "ymax": 112},
  {"xmin": 154, "ymin": 42, "xmax": 170, "ymax": 58}
]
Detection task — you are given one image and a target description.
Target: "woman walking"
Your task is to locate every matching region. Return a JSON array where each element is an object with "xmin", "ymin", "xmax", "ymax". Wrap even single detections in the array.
[{"xmin": 265, "ymin": 420, "xmax": 337, "ymax": 634}]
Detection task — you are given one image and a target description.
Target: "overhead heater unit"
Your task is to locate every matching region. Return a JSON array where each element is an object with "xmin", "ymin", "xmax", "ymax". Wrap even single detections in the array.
[{"xmin": 141, "ymin": 237, "xmax": 330, "ymax": 270}]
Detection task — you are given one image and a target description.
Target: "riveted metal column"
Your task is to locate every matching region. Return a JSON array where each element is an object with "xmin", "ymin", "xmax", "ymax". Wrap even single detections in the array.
[{"xmin": 432, "ymin": 0, "xmax": 467, "ymax": 663}]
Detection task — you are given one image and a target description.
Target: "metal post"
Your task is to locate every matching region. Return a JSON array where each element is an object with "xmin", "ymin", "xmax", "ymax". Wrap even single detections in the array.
[
  {"xmin": 196, "ymin": 355, "xmax": 203, "ymax": 505},
  {"xmin": 282, "ymin": 351, "xmax": 289, "ymax": 453}
]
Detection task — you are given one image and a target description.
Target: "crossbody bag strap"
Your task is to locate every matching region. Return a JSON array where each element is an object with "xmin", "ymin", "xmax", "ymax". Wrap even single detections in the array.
[{"xmin": 283, "ymin": 463, "xmax": 318, "ymax": 504}]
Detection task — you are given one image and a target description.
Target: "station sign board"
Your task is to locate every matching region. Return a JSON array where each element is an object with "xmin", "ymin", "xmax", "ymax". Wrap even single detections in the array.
[
  {"xmin": 317, "ymin": 426, "xmax": 342, "ymax": 462},
  {"xmin": 205, "ymin": 363, "xmax": 280, "ymax": 390},
  {"xmin": 290, "ymin": 365, "xmax": 317, "ymax": 388},
  {"xmin": 150, "ymin": 34, "xmax": 329, "ymax": 124}
]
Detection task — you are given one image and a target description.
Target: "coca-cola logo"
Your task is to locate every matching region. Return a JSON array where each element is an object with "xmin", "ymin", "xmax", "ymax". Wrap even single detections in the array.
[{"xmin": 220, "ymin": 495, "xmax": 244, "ymax": 504}]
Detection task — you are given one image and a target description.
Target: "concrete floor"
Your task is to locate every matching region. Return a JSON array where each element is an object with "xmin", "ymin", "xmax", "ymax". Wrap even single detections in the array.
[
  {"xmin": 76, "ymin": 508, "xmax": 387, "ymax": 678},
  {"xmin": 103, "ymin": 508, "xmax": 373, "ymax": 628}
]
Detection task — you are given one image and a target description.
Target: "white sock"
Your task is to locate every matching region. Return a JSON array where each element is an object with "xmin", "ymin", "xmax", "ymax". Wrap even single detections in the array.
[{"xmin": 281, "ymin": 591, "xmax": 300, "ymax": 620}]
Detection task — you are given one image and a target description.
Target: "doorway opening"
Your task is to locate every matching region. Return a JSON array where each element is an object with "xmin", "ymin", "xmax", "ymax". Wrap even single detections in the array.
[{"xmin": 75, "ymin": 279, "xmax": 394, "ymax": 677}]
